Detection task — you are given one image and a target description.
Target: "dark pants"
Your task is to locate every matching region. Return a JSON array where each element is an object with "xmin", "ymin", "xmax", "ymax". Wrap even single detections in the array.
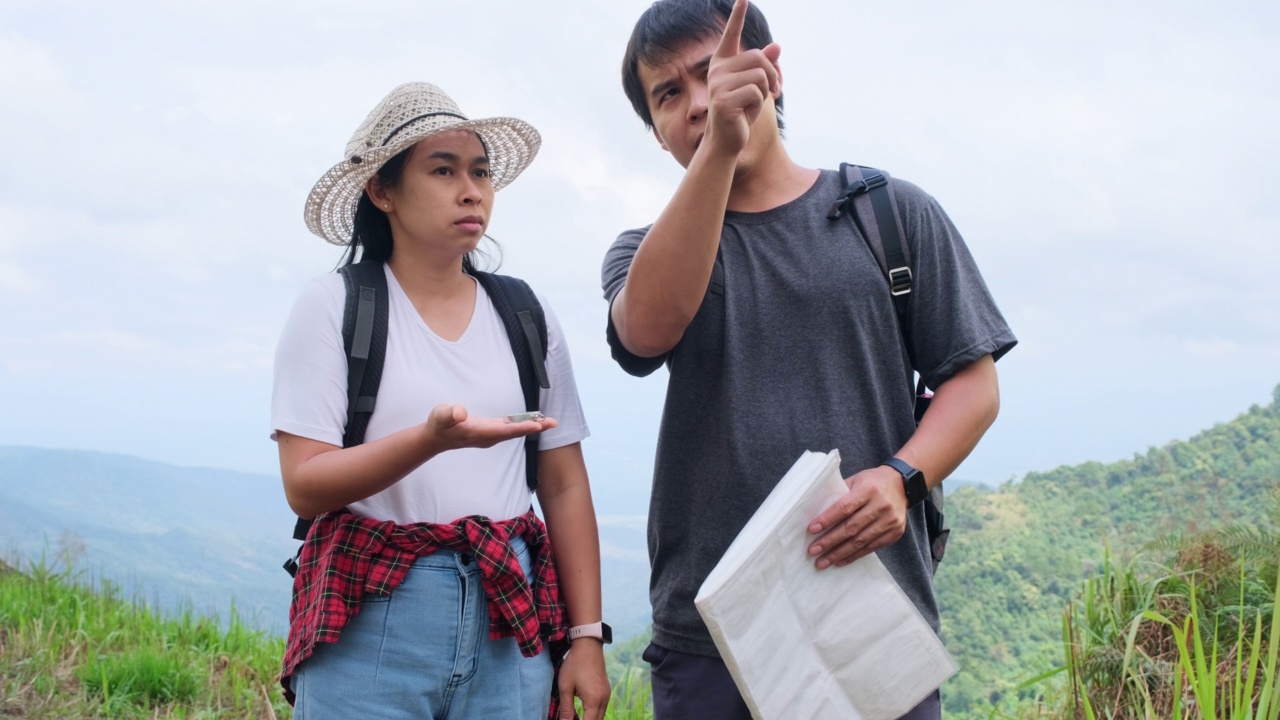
[{"xmin": 644, "ymin": 642, "xmax": 942, "ymax": 720}]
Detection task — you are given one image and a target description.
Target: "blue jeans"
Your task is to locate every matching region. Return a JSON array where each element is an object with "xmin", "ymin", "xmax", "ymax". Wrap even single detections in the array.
[{"xmin": 292, "ymin": 536, "xmax": 553, "ymax": 719}]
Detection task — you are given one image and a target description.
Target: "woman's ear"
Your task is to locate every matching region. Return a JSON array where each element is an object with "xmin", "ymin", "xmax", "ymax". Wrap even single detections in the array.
[{"xmin": 365, "ymin": 176, "xmax": 392, "ymax": 213}]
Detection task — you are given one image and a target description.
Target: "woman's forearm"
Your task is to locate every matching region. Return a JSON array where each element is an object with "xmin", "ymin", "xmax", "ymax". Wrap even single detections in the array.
[
  {"xmin": 279, "ymin": 404, "xmax": 556, "ymax": 519},
  {"xmin": 536, "ymin": 443, "xmax": 603, "ymax": 629},
  {"xmin": 277, "ymin": 423, "xmax": 439, "ymax": 518}
]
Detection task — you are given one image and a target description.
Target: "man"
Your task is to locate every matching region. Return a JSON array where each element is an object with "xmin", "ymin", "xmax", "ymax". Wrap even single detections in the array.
[{"xmin": 601, "ymin": 0, "xmax": 1016, "ymax": 718}]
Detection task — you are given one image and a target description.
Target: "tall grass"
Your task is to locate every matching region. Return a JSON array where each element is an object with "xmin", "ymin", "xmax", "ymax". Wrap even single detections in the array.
[
  {"xmin": 990, "ymin": 528, "xmax": 1280, "ymax": 720},
  {"xmin": 0, "ymin": 557, "xmax": 288, "ymax": 719},
  {"xmin": 602, "ymin": 666, "xmax": 653, "ymax": 720}
]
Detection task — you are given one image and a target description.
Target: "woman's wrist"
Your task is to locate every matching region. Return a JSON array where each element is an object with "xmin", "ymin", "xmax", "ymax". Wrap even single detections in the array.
[
  {"xmin": 416, "ymin": 420, "xmax": 443, "ymax": 460},
  {"xmin": 567, "ymin": 621, "xmax": 612, "ymax": 645}
]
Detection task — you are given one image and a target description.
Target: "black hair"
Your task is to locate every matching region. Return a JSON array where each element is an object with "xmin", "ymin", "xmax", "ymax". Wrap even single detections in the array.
[
  {"xmin": 341, "ymin": 141, "xmax": 498, "ymax": 272},
  {"xmin": 621, "ymin": 0, "xmax": 783, "ymax": 132}
]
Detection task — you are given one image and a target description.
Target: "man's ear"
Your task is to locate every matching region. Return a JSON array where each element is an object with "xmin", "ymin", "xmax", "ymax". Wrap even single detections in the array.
[
  {"xmin": 651, "ymin": 127, "xmax": 670, "ymax": 153},
  {"xmin": 765, "ymin": 43, "xmax": 783, "ymax": 100}
]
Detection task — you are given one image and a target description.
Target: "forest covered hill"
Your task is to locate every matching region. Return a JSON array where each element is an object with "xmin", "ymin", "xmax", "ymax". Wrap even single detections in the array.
[{"xmin": 935, "ymin": 385, "xmax": 1280, "ymax": 716}]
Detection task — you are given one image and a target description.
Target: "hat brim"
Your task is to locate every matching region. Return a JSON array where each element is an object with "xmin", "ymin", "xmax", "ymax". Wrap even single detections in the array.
[{"xmin": 304, "ymin": 116, "xmax": 541, "ymax": 245}]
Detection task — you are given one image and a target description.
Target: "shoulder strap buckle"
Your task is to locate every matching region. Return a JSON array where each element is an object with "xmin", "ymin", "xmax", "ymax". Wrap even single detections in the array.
[
  {"xmin": 826, "ymin": 167, "xmax": 889, "ymax": 220},
  {"xmin": 847, "ymin": 171, "xmax": 888, "ymax": 196},
  {"xmin": 889, "ymin": 266, "xmax": 913, "ymax": 296}
]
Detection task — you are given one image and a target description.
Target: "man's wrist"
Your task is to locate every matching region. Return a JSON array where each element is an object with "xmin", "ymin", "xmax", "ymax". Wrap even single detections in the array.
[{"xmin": 881, "ymin": 457, "xmax": 928, "ymax": 508}]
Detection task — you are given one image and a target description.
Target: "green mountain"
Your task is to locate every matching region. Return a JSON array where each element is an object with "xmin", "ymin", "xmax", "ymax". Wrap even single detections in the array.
[{"xmin": 936, "ymin": 385, "xmax": 1280, "ymax": 717}]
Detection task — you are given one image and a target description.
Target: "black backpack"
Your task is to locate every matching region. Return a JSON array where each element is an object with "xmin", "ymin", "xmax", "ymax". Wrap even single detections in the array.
[
  {"xmin": 283, "ymin": 260, "xmax": 550, "ymax": 577},
  {"xmin": 709, "ymin": 163, "xmax": 951, "ymax": 573}
]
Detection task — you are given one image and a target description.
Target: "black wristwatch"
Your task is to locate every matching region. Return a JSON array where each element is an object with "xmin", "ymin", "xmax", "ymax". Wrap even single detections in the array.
[{"xmin": 881, "ymin": 457, "xmax": 928, "ymax": 508}]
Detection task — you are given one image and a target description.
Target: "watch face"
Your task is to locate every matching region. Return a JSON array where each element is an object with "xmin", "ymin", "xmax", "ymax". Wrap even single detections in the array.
[
  {"xmin": 601, "ymin": 623, "xmax": 613, "ymax": 644},
  {"xmin": 885, "ymin": 458, "xmax": 927, "ymax": 507},
  {"xmin": 906, "ymin": 474, "xmax": 928, "ymax": 507}
]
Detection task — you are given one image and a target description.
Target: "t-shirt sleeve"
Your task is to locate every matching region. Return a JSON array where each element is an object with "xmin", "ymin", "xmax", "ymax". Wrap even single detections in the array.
[
  {"xmin": 535, "ymin": 296, "xmax": 591, "ymax": 451},
  {"xmin": 600, "ymin": 225, "xmax": 669, "ymax": 377},
  {"xmin": 894, "ymin": 179, "xmax": 1017, "ymax": 389},
  {"xmin": 270, "ymin": 274, "xmax": 348, "ymax": 446}
]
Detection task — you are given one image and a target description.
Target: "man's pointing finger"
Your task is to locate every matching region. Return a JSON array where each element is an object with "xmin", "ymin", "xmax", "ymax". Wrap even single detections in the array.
[{"xmin": 714, "ymin": 0, "xmax": 748, "ymax": 58}]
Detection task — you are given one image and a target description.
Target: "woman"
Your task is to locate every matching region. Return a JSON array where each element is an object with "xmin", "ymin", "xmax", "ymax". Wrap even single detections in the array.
[{"xmin": 271, "ymin": 82, "xmax": 610, "ymax": 719}]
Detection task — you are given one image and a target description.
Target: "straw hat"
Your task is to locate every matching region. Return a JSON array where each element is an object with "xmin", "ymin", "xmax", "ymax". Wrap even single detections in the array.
[{"xmin": 304, "ymin": 82, "xmax": 542, "ymax": 245}]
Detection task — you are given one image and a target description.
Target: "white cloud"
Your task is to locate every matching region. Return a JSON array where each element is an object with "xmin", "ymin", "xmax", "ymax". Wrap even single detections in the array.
[{"xmin": 0, "ymin": 0, "xmax": 1276, "ymax": 493}]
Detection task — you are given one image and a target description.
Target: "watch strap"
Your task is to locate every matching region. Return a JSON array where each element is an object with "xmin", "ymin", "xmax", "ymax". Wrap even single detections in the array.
[{"xmin": 567, "ymin": 621, "xmax": 613, "ymax": 644}]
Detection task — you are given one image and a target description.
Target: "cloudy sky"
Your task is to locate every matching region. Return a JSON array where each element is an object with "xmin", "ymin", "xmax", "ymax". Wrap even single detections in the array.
[{"xmin": 1, "ymin": 0, "xmax": 1276, "ymax": 514}]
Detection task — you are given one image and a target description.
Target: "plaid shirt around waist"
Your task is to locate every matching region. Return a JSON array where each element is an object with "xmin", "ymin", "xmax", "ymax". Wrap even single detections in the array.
[{"xmin": 280, "ymin": 507, "xmax": 568, "ymax": 711}]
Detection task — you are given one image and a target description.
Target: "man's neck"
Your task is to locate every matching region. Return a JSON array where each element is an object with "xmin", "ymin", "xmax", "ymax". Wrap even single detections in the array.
[{"xmin": 725, "ymin": 144, "xmax": 819, "ymax": 213}]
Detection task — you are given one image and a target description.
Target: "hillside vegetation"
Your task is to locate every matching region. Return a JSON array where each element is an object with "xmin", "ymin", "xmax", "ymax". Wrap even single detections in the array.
[{"xmin": 937, "ymin": 386, "xmax": 1280, "ymax": 716}]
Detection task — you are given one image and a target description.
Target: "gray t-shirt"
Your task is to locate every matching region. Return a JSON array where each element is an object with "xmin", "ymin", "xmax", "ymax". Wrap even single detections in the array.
[{"xmin": 601, "ymin": 170, "xmax": 1016, "ymax": 657}]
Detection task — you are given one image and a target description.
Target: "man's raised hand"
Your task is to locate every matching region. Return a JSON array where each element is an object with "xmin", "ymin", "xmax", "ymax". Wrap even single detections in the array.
[{"xmin": 705, "ymin": 0, "xmax": 781, "ymax": 158}]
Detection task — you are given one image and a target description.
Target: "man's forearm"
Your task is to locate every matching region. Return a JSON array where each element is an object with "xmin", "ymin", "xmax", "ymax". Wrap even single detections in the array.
[
  {"xmin": 612, "ymin": 148, "xmax": 738, "ymax": 357},
  {"xmin": 895, "ymin": 354, "xmax": 1000, "ymax": 488}
]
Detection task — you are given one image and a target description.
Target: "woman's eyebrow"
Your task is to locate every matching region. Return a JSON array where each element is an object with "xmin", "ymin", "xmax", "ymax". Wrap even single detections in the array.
[{"xmin": 425, "ymin": 151, "xmax": 489, "ymax": 166}]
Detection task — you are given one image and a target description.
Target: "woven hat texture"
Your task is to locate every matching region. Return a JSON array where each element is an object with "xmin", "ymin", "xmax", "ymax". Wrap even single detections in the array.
[{"xmin": 304, "ymin": 82, "xmax": 541, "ymax": 245}]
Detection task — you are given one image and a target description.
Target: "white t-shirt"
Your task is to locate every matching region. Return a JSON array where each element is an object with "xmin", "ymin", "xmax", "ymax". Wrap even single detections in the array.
[{"xmin": 271, "ymin": 264, "xmax": 589, "ymax": 525}]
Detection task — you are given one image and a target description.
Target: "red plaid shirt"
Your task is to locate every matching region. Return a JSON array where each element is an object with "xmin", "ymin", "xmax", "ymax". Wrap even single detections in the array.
[{"xmin": 280, "ymin": 508, "xmax": 570, "ymax": 717}]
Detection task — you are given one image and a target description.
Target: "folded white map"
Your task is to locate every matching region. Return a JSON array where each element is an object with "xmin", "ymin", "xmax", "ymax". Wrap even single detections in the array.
[{"xmin": 695, "ymin": 449, "xmax": 957, "ymax": 720}]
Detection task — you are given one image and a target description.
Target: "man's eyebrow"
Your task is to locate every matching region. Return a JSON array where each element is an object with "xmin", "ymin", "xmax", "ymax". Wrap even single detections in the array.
[
  {"xmin": 649, "ymin": 78, "xmax": 677, "ymax": 101},
  {"xmin": 648, "ymin": 54, "xmax": 713, "ymax": 100}
]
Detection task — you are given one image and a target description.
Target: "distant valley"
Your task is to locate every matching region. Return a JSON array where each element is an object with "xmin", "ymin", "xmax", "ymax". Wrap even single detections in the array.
[{"xmin": 0, "ymin": 447, "xmax": 653, "ymax": 642}]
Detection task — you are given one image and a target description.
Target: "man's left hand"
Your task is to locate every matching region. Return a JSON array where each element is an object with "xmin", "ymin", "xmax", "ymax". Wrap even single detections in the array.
[{"xmin": 806, "ymin": 464, "xmax": 908, "ymax": 569}]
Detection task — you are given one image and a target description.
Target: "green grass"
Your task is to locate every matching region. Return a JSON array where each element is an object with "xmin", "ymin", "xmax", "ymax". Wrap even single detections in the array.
[
  {"xmin": 1, "ymin": 553, "xmax": 657, "ymax": 719},
  {"xmin": 0, "ymin": 556, "xmax": 289, "ymax": 719},
  {"xmin": 601, "ymin": 665, "xmax": 653, "ymax": 719}
]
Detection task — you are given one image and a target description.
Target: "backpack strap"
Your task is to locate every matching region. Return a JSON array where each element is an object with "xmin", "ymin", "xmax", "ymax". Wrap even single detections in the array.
[
  {"xmin": 339, "ymin": 261, "xmax": 391, "ymax": 448},
  {"xmin": 829, "ymin": 163, "xmax": 947, "ymax": 573},
  {"xmin": 828, "ymin": 164, "xmax": 913, "ymax": 356},
  {"xmin": 473, "ymin": 272, "xmax": 550, "ymax": 492},
  {"xmin": 828, "ymin": 164, "xmax": 930, "ymax": 417},
  {"xmin": 289, "ymin": 261, "xmax": 388, "ymax": 545},
  {"xmin": 285, "ymin": 260, "xmax": 390, "ymax": 572}
]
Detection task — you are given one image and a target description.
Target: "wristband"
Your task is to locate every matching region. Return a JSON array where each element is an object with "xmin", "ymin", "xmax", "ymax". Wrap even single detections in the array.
[{"xmin": 567, "ymin": 621, "xmax": 613, "ymax": 644}]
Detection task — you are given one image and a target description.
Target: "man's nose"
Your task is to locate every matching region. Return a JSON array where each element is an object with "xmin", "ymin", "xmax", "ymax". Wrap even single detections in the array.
[{"xmin": 687, "ymin": 84, "xmax": 708, "ymax": 123}]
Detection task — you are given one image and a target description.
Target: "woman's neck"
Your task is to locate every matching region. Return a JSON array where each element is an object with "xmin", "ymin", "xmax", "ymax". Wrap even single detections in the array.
[{"xmin": 386, "ymin": 246, "xmax": 472, "ymax": 305}]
